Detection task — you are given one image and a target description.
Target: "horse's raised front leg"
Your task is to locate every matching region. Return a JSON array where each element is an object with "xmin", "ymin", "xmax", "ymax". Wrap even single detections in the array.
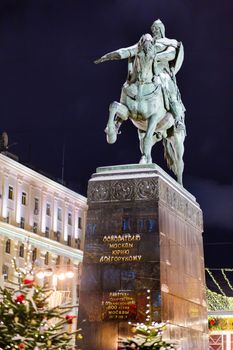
[
  {"xmin": 105, "ymin": 101, "xmax": 129, "ymax": 144},
  {"xmin": 139, "ymin": 114, "xmax": 158, "ymax": 164}
]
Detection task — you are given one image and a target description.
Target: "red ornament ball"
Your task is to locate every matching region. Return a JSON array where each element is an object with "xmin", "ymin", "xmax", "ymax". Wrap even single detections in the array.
[
  {"xmin": 15, "ymin": 294, "xmax": 25, "ymax": 303},
  {"xmin": 65, "ymin": 315, "xmax": 75, "ymax": 324},
  {"xmin": 23, "ymin": 279, "xmax": 34, "ymax": 285},
  {"xmin": 18, "ymin": 343, "xmax": 25, "ymax": 349}
]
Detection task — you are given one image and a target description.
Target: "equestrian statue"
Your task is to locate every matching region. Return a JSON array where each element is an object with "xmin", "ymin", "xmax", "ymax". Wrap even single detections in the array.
[{"xmin": 95, "ymin": 19, "xmax": 186, "ymax": 185}]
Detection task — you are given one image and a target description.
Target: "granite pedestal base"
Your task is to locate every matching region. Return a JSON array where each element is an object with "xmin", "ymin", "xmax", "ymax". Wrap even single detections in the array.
[{"xmin": 78, "ymin": 164, "xmax": 208, "ymax": 350}]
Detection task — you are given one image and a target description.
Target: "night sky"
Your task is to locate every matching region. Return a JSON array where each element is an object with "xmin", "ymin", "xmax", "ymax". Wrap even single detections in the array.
[{"xmin": 0, "ymin": 0, "xmax": 233, "ymax": 293}]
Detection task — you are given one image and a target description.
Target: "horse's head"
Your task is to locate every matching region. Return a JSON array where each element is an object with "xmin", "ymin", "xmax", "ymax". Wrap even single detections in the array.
[{"xmin": 138, "ymin": 34, "xmax": 155, "ymax": 58}]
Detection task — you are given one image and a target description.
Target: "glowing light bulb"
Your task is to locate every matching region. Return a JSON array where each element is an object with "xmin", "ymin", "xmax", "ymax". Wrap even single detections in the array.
[
  {"xmin": 36, "ymin": 271, "xmax": 44, "ymax": 279},
  {"xmin": 65, "ymin": 271, "xmax": 74, "ymax": 279},
  {"xmin": 58, "ymin": 273, "xmax": 65, "ymax": 280},
  {"xmin": 44, "ymin": 268, "xmax": 53, "ymax": 277}
]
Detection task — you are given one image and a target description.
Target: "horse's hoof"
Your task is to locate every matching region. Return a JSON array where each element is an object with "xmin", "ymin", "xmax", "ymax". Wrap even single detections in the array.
[
  {"xmin": 105, "ymin": 125, "xmax": 117, "ymax": 144},
  {"xmin": 107, "ymin": 134, "xmax": 117, "ymax": 144},
  {"xmin": 139, "ymin": 156, "xmax": 147, "ymax": 164},
  {"xmin": 177, "ymin": 177, "xmax": 183, "ymax": 186}
]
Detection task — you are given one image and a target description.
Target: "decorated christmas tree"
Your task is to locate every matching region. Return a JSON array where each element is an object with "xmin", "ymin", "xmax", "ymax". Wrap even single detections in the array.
[
  {"xmin": 118, "ymin": 289, "xmax": 177, "ymax": 349},
  {"xmin": 0, "ymin": 258, "xmax": 82, "ymax": 350},
  {"xmin": 118, "ymin": 322, "xmax": 177, "ymax": 350}
]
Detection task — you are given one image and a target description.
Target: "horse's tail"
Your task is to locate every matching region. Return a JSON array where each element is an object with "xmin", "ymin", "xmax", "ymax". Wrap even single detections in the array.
[{"xmin": 163, "ymin": 136, "xmax": 178, "ymax": 176}]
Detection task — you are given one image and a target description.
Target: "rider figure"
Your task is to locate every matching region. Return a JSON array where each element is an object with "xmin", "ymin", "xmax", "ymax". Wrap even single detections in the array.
[
  {"xmin": 95, "ymin": 19, "xmax": 186, "ymax": 132},
  {"xmin": 150, "ymin": 19, "xmax": 185, "ymax": 131}
]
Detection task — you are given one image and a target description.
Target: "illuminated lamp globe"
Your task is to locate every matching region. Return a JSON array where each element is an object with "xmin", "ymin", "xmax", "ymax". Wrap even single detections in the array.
[
  {"xmin": 58, "ymin": 273, "xmax": 65, "ymax": 280},
  {"xmin": 36, "ymin": 271, "xmax": 44, "ymax": 279},
  {"xmin": 65, "ymin": 271, "xmax": 74, "ymax": 279},
  {"xmin": 44, "ymin": 268, "xmax": 53, "ymax": 277}
]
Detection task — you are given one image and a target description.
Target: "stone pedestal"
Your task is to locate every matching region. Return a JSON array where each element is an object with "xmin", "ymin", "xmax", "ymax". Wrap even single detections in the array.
[{"xmin": 78, "ymin": 164, "xmax": 208, "ymax": 350}]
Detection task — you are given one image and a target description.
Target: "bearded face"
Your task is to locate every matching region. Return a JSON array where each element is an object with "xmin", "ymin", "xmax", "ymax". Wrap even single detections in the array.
[
  {"xmin": 138, "ymin": 34, "xmax": 154, "ymax": 57},
  {"xmin": 151, "ymin": 25, "xmax": 162, "ymax": 39}
]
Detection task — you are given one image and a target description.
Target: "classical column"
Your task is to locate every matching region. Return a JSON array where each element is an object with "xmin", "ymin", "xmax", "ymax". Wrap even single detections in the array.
[
  {"xmin": 40, "ymin": 189, "xmax": 47, "ymax": 234},
  {"xmin": 28, "ymin": 184, "xmax": 34, "ymax": 227},
  {"xmin": 37, "ymin": 250, "xmax": 47, "ymax": 287},
  {"xmin": 81, "ymin": 209, "xmax": 87, "ymax": 250},
  {"xmin": 0, "ymin": 237, "xmax": 5, "ymax": 287},
  {"xmin": 74, "ymin": 207, "xmax": 79, "ymax": 239},
  {"xmin": 63, "ymin": 201, "xmax": 69, "ymax": 242},
  {"xmin": 12, "ymin": 240, "xmax": 19, "ymax": 274},
  {"xmin": 50, "ymin": 253, "xmax": 58, "ymax": 288},
  {"xmin": 15, "ymin": 176, "xmax": 23, "ymax": 225},
  {"xmin": 53, "ymin": 194, "xmax": 58, "ymax": 233},
  {"xmin": 70, "ymin": 262, "xmax": 79, "ymax": 339},
  {"xmin": 1, "ymin": 172, "xmax": 9, "ymax": 219}
]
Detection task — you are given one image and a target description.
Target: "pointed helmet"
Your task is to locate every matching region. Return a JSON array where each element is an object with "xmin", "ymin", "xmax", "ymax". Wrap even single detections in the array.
[{"xmin": 151, "ymin": 19, "xmax": 165, "ymax": 38}]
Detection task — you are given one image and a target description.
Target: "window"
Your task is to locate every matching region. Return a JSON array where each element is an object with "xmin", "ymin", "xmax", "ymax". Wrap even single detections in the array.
[
  {"xmin": 75, "ymin": 238, "xmax": 81, "ymax": 249},
  {"xmin": 54, "ymin": 231, "xmax": 61, "ymax": 242},
  {"xmin": 45, "ymin": 252, "xmax": 49, "ymax": 265},
  {"xmin": 8, "ymin": 186, "xmax": 13, "ymax": 200},
  {"xmin": 46, "ymin": 203, "xmax": 51, "ymax": 216},
  {"xmin": 21, "ymin": 192, "xmax": 27, "ymax": 206},
  {"xmin": 6, "ymin": 211, "xmax": 10, "ymax": 224},
  {"xmin": 78, "ymin": 217, "xmax": 82, "ymax": 229},
  {"xmin": 34, "ymin": 198, "xmax": 39, "ymax": 215},
  {"xmin": 45, "ymin": 227, "xmax": 49, "ymax": 238},
  {"xmin": 5, "ymin": 239, "xmax": 11, "ymax": 254},
  {"xmin": 2, "ymin": 265, "xmax": 9, "ymax": 281},
  {"xmin": 33, "ymin": 222, "xmax": 38, "ymax": 233},
  {"xmin": 67, "ymin": 235, "xmax": 72, "ymax": 246},
  {"xmin": 32, "ymin": 248, "xmax": 37, "ymax": 262},
  {"xmin": 19, "ymin": 244, "xmax": 24, "ymax": 258},
  {"xmin": 20, "ymin": 217, "xmax": 25, "ymax": 229},
  {"xmin": 57, "ymin": 208, "xmax": 62, "ymax": 221},
  {"xmin": 68, "ymin": 213, "xmax": 72, "ymax": 225}
]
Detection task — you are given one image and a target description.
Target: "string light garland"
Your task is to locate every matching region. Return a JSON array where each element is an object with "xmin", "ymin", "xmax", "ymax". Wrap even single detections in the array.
[
  {"xmin": 206, "ymin": 288, "xmax": 231, "ymax": 311},
  {"xmin": 206, "ymin": 268, "xmax": 226, "ymax": 296},
  {"xmin": 146, "ymin": 289, "xmax": 151, "ymax": 323},
  {"xmin": 206, "ymin": 268, "xmax": 233, "ymax": 296},
  {"xmin": 221, "ymin": 269, "xmax": 233, "ymax": 292}
]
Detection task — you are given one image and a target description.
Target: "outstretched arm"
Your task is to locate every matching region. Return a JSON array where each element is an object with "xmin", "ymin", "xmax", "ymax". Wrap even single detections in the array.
[
  {"xmin": 156, "ymin": 45, "xmax": 176, "ymax": 62},
  {"xmin": 94, "ymin": 44, "xmax": 138, "ymax": 64}
]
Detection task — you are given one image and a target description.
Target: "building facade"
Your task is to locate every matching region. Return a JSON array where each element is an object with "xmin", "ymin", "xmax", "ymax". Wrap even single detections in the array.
[{"xmin": 0, "ymin": 153, "xmax": 87, "ymax": 312}]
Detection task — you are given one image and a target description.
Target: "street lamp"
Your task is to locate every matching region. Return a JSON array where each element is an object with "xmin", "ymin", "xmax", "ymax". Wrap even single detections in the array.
[
  {"xmin": 35, "ymin": 266, "xmax": 75, "ymax": 284},
  {"xmin": 65, "ymin": 271, "xmax": 74, "ymax": 279}
]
